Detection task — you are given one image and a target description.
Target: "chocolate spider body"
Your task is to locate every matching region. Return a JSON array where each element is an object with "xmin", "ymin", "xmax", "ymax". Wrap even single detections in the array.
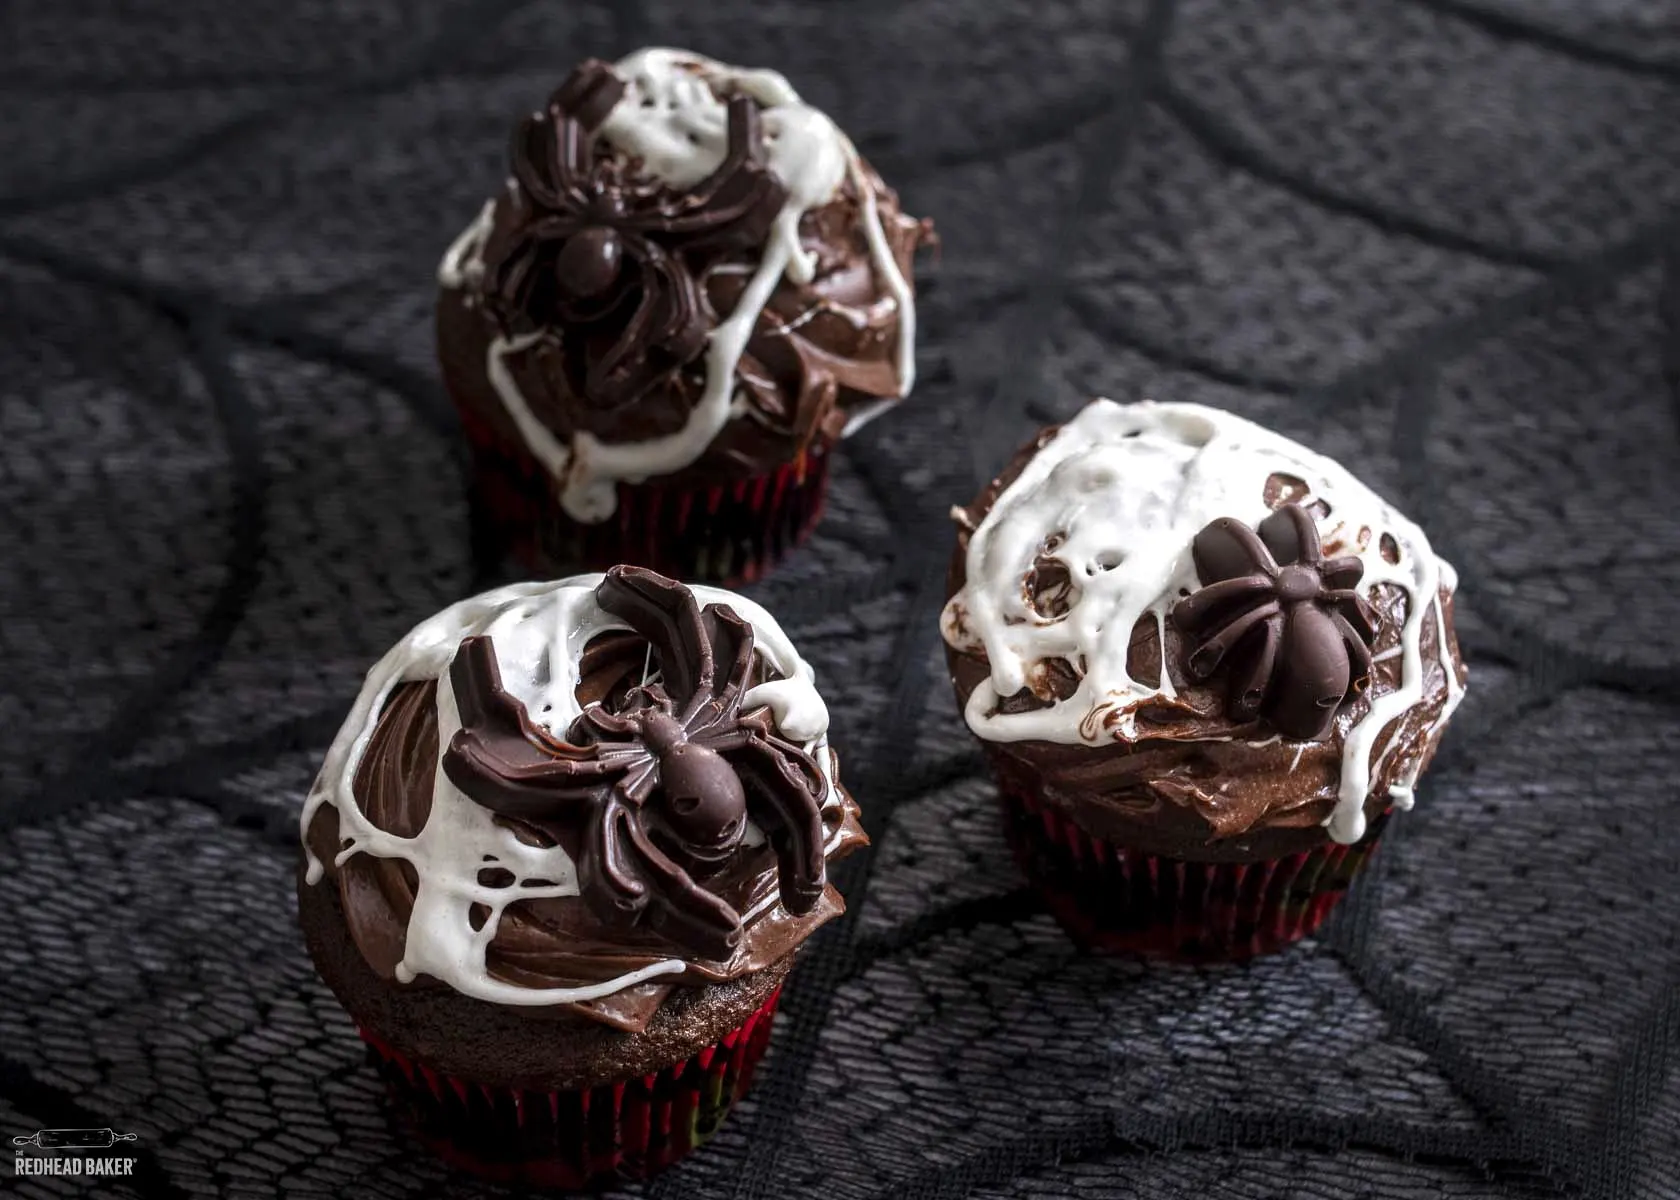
[
  {"xmin": 487, "ymin": 60, "xmax": 788, "ymax": 411},
  {"xmin": 442, "ymin": 567, "xmax": 827, "ymax": 961},
  {"xmin": 1170, "ymin": 503, "xmax": 1380, "ymax": 741}
]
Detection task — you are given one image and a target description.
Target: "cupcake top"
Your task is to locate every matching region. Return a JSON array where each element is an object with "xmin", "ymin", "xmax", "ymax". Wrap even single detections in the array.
[
  {"xmin": 437, "ymin": 47, "xmax": 933, "ymax": 522},
  {"xmin": 941, "ymin": 399, "xmax": 1467, "ymax": 852},
  {"xmin": 300, "ymin": 568, "xmax": 865, "ymax": 1033}
]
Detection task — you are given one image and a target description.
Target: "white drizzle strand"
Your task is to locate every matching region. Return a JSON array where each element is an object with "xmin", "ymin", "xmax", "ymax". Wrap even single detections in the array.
[
  {"xmin": 438, "ymin": 47, "xmax": 918, "ymax": 523},
  {"xmin": 300, "ymin": 575, "xmax": 841, "ymax": 1007},
  {"xmin": 939, "ymin": 399, "xmax": 1465, "ymax": 844}
]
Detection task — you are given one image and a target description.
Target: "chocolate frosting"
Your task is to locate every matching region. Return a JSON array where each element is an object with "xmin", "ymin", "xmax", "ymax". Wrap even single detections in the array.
[
  {"xmin": 944, "ymin": 423, "xmax": 1468, "ymax": 862},
  {"xmin": 303, "ymin": 571, "xmax": 865, "ymax": 1033},
  {"xmin": 437, "ymin": 51, "xmax": 934, "ymax": 494}
]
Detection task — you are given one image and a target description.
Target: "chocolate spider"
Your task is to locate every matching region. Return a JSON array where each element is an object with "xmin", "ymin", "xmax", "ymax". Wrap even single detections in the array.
[
  {"xmin": 1169, "ymin": 503, "xmax": 1380, "ymax": 741},
  {"xmin": 487, "ymin": 60, "xmax": 788, "ymax": 411},
  {"xmin": 440, "ymin": 566, "xmax": 828, "ymax": 961}
]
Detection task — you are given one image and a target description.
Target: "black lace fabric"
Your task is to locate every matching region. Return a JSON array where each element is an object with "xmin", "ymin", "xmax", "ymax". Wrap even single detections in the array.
[{"xmin": 2, "ymin": 1, "xmax": 1678, "ymax": 1197}]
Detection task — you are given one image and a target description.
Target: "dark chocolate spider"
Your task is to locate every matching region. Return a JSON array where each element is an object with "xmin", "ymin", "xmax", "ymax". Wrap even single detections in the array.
[
  {"xmin": 1169, "ymin": 503, "xmax": 1380, "ymax": 741},
  {"xmin": 487, "ymin": 59, "xmax": 788, "ymax": 411},
  {"xmin": 441, "ymin": 566, "xmax": 827, "ymax": 961}
]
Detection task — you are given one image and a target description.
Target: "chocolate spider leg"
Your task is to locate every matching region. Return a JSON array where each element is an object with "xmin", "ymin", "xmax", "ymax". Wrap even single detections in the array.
[
  {"xmin": 490, "ymin": 245, "xmax": 543, "ymax": 326},
  {"xmin": 550, "ymin": 113, "xmax": 595, "ymax": 204},
  {"xmin": 617, "ymin": 810, "xmax": 744, "ymax": 960},
  {"xmin": 443, "ymin": 739, "xmax": 614, "ymax": 817},
  {"xmin": 606, "ymin": 234, "xmax": 708, "ymax": 371},
  {"xmin": 1184, "ymin": 600, "xmax": 1281, "ymax": 680},
  {"xmin": 491, "ymin": 215, "xmax": 583, "ymax": 324},
  {"xmin": 1323, "ymin": 588, "xmax": 1380, "ymax": 642},
  {"xmin": 620, "ymin": 681, "xmax": 676, "ymax": 719},
  {"xmin": 1170, "ymin": 573, "xmax": 1275, "ymax": 632},
  {"xmin": 694, "ymin": 728, "xmax": 751, "ymax": 753},
  {"xmin": 578, "ymin": 247, "xmax": 661, "ymax": 404},
  {"xmin": 444, "ymin": 724, "xmax": 619, "ymax": 784},
  {"xmin": 655, "ymin": 169, "xmax": 785, "ymax": 251},
  {"xmin": 683, "ymin": 605, "xmax": 755, "ymax": 735},
  {"xmin": 509, "ymin": 113, "xmax": 564, "ymax": 210},
  {"xmin": 1257, "ymin": 503, "xmax": 1323, "ymax": 567},
  {"xmin": 652, "ymin": 97, "xmax": 788, "ymax": 249},
  {"xmin": 616, "ymin": 755, "xmax": 661, "ymax": 805},
  {"xmin": 443, "ymin": 710, "xmax": 621, "ymax": 817},
  {"xmin": 648, "ymin": 242, "xmax": 711, "ymax": 363},
  {"xmin": 578, "ymin": 704, "xmax": 640, "ymax": 740},
  {"xmin": 1190, "ymin": 517, "xmax": 1278, "ymax": 584},
  {"xmin": 596, "ymin": 567, "xmax": 714, "ymax": 711},
  {"xmin": 1331, "ymin": 610, "xmax": 1375, "ymax": 694},
  {"xmin": 726, "ymin": 731, "xmax": 828, "ymax": 916},
  {"xmin": 447, "ymin": 637, "xmax": 568, "ymax": 749},
  {"xmin": 574, "ymin": 251, "xmax": 682, "ymax": 400},
  {"xmin": 1321, "ymin": 555, "xmax": 1365, "ymax": 591},
  {"xmin": 550, "ymin": 58, "xmax": 625, "ymax": 133},
  {"xmin": 442, "ymin": 636, "xmax": 622, "ymax": 818},
  {"xmin": 1225, "ymin": 612, "xmax": 1284, "ymax": 722},
  {"xmin": 578, "ymin": 795, "xmax": 654, "ymax": 924}
]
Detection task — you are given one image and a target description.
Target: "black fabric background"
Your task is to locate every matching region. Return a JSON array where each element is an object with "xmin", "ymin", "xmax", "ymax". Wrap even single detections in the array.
[{"xmin": 2, "ymin": 1, "xmax": 1679, "ymax": 1197}]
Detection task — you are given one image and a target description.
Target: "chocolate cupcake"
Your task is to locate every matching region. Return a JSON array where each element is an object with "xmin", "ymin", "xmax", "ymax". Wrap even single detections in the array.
[
  {"xmin": 298, "ymin": 568, "xmax": 866, "ymax": 1185},
  {"xmin": 941, "ymin": 400, "xmax": 1467, "ymax": 960},
  {"xmin": 438, "ymin": 48, "xmax": 934, "ymax": 584}
]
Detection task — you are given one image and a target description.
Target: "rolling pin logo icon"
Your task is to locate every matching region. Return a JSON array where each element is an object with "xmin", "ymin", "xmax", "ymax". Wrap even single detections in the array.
[{"xmin": 13, "ymin": 1129, "xmax": 137, "ymax": 1150}]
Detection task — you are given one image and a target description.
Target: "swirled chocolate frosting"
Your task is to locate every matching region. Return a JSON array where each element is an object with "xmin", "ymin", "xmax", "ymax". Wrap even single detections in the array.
[
  {"xmin": 940, "ymin": 400, "xmax": 1468, "ymax": 859},
  {"xmin": 436, "ymin": 48, "xmax": 934, "ymax": 520},
  {"xmin": 301, "ymin": 570, "xmax": 865, "ymax": 1032}
]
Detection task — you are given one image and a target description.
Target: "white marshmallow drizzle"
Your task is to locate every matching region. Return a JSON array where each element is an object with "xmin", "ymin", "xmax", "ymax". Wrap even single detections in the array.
[
  {"xmin": 939, "ymin": 400, "xmax": 1465, "ymax": 844},
  {"xmin": 437, "ymin": 47, "xmax": 918, "ymax": 523},
  {"xmin": 300, "ymin": 575, "xmax": 842, "ymax": 1006}
]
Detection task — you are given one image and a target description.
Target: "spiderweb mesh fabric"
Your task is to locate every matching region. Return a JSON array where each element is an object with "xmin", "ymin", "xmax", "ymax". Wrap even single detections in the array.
[{"xmin": 2, "ymin": 1, "xmax": 1678, "ymax": 1197}]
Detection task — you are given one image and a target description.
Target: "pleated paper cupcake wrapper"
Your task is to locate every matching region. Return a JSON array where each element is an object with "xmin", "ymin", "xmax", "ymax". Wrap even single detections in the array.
[
  {"xmin": 359, "ymin": 985, "xmax": 781, "ymax": 1188},
  {"xmin": 458, "ymin": 407, "xmax": 832, "ymax": 586},
  {"xmin": 1000, "ymin": 782, "xmax": 1390, "ymax": 962}
]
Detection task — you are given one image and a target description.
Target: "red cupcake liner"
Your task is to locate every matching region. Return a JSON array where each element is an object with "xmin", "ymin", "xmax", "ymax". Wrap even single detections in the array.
[
  {"xmin": 457, "ymin": 404, "xmax": 832, "ymax": 585},
  {"xmin": 359, "ymin": 985, "xmax": 781, "ymax": 1188},
  {"xmin": 1000, "ymin": 782, "xmax": 1390, "ymax": 962}
]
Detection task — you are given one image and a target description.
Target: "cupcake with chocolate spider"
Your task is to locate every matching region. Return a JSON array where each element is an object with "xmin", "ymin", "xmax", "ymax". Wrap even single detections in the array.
[
  {"xmin": 941, "ymin": 400, "xmax": 1467, "ymax": 960},
  {"xmin": 298, "ymin": 567, "xmax": 866, "ymax": 1186},
  {"xmin": 438, "ymin": 48, "xmax": 934, "ymax": 584}
]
